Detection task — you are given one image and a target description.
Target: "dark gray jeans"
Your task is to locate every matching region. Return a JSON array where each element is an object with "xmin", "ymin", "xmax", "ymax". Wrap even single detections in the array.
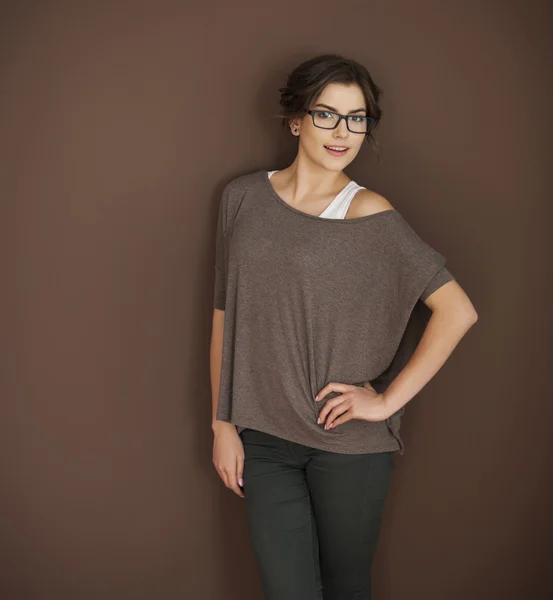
[{"xmin": 239, "ymin": 427, "xmax": 395, "ymax": 600}]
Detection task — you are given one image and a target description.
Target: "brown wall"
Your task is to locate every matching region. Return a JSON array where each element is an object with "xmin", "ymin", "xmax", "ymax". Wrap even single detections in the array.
[{"xmin": 3, "ymin": 1, "xmax": 552, "ymax": 598}]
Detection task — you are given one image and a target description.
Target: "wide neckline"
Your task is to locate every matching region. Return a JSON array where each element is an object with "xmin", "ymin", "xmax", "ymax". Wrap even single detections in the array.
[
  {"xmin": 270, "ymin": 169, "xmax": 358, "ymax": 217},
  {"xmin": 262, "ymin": 170, "xmax": 398, "ymax": 224}
]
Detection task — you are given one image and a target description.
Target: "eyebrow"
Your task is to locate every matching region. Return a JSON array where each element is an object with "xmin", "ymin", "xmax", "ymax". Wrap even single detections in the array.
[{"xmin": 313, "ymin": 103, "xmax": 367, "ymax": 114}]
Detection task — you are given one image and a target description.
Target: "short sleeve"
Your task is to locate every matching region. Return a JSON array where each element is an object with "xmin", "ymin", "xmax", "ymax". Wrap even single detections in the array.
[
  {"xmin": 389, "ymin": 212, "xmax": 453, "ymax": 304},
  {"xmin": 213, "ymin": 185, "xmax": 229, "ymax": 310},
  {"xmin": 369, "ymin": 214, "xmax": 456, "ymax": 408},
  {"xmin": 419, "ymin": 265, "xmax": 455, "ymax": 302}
]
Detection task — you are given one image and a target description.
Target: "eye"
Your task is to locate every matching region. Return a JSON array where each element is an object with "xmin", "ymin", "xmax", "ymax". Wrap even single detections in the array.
[
  {"xmin": 319, "ymin": 111, "xmax": 332, "ymax": 119},
  {"xmin": 349, "ymin": 115, "xmax": 366, "ymax": 123}
]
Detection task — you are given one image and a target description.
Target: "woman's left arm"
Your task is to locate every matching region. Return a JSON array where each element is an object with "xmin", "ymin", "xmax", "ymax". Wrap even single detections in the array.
[{"xmin": 382, "ymin": 280, "xmax": 478, "ymax": 416}]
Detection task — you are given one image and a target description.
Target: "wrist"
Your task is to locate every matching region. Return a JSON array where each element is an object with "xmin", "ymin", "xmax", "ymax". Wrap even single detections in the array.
[
  {"xmin": 381, "ymin": 391, "xmax": 407, "ymax": 418},
  {"xmin": 212, "ymin": 419, "xmax": 236, "ymax": 433},
  {"xmin": 380, "ymin": 392, "xmax": 394, "ymax": 419}
]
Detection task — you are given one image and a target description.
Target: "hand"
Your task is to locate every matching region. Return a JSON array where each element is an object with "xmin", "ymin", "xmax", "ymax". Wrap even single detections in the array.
[
  {"xmin": 316, "ymin": 381, "xmax": 391, "ymax": 430},
  {"xmin": 212, "ymin": 422, "xmax": 245, "ymax": 498}
]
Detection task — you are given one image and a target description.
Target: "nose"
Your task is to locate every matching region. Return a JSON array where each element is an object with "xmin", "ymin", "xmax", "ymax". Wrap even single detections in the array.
[{"xmin": 334, "ymin": 117, "xmax": 349, "ymax": 137}]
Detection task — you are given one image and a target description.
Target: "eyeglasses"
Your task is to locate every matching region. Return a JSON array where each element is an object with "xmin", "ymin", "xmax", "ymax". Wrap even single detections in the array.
[{"xmin": 306, "ymin": 109, "xmax": 375, "ymax": 134}]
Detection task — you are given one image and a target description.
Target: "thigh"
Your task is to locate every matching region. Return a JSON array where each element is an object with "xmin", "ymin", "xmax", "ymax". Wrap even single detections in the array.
[
  {"xmin": 240, "ymin": 429, "xmax": 323, "ymax": 600},
  {"xmin": 306, "ymin": 449, "xmax": 395, "ymax": 600}
]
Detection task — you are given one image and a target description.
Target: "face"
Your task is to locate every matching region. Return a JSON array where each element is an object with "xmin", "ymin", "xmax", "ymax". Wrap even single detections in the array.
[{"xmin": 291, "ymin": 82, "xmax": 368, "ymax": 171}]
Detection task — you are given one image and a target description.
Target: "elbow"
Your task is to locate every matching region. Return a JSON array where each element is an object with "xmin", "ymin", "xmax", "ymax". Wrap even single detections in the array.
[
  {"xmin": 434, "ymin": 303, "xmax": 478, "ymax": 328},
  {"xmin": 464, "ymin": 307, "xmax": 479, "ymax": 327},
  {"xmin": 467, "ymin": 301, "xmax": 479, "ymax": 324}
]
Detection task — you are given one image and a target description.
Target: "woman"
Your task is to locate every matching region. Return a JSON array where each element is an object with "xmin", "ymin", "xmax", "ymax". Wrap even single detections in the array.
[{"xmin": 210, "ymin": 53, "xmax": 478, "ymax": 600}]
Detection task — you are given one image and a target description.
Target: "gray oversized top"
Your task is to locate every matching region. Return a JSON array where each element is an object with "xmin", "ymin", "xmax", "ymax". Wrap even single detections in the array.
[{"xmin": 213, "ymin": 169, "xmax": 455, "ymax": 454}]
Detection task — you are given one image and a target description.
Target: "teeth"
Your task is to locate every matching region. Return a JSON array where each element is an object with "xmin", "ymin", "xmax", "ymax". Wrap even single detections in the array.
[{"xmin": 326, "ymin": 146, "xmax": 347, "ymax": 151}]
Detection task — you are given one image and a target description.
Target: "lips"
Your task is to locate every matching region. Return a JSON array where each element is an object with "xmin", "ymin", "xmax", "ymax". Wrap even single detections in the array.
[{"xmin": 324, "ymin": 145, "xmax": 350, "ymax": 156}]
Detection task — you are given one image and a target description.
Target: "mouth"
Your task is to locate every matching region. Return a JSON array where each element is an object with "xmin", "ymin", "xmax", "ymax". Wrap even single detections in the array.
[{"xmin": 324, "ymin": 145, "xmax": 350, "ymax": 157}]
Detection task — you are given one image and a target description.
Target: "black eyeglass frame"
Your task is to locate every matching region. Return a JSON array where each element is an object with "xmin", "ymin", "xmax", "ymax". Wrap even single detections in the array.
[{"xmin": 306, "ymin": 109, "xmax": 376, "ymax": 134}]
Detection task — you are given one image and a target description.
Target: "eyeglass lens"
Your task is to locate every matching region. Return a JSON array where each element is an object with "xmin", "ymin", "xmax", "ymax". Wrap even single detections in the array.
[{"xmin": 313, "ymin": 111, "xmax": 371, "ymax": 133}]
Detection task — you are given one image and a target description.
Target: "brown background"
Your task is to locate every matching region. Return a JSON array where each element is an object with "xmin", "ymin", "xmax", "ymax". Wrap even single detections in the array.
[{"xmin": 2, "ymin": 1, "xmax": 552, "ymax": 598}]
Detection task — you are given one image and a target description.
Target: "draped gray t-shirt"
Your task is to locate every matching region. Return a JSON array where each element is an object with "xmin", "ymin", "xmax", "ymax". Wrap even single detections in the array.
[{"xmin": 213, "ymin": 169, "xmax": 455, "ymax": 455}]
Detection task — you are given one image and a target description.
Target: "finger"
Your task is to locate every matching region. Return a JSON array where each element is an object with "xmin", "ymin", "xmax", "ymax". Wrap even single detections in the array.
[
  {"xmin": 315, "ymin": 385, "xmax": 328, "ymax": 402},
  {"xmin": 229, "ymin": 479, "xmax": 245, "ymax": 498},
  {"xmin": 319, "ymin": 397, "xmax": 341, "ymax": 424},
  {"xmin": 318, "ymin": 397, "xmax": 340, "ymax": 424},
  {"xmin": 325, "ymin": 403, "xmax": 350, "ymax": 429},
  {"xmin": 318, "ymin": 393, "xmax": 351, "ymax": 424},
  {"xmin": 216, "ymin": 466, "xmax": 229, "ymax": 488},
  {"xmin": 315, "ymin": 381, "xmax": 351, "ymax": 402},
  {"xmin": 236, "ymin": 456, "xmax": 244, "ymax": 490},
  {"xmin": 228, "ymin": 460, "xmax": 245, "ymax": 499},
  {"xmin": 327, "ymin": 412, "xmax": 351, "ymax": 429},
  {"xmin": 222, "ymin": 468, "xmax": 245, "ymax": 498},
  {"xmin": 232, "ymin": 483, "xmax": 245, "ymax": 498}
]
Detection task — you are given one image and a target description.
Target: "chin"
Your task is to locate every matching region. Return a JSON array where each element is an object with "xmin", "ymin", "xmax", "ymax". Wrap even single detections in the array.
[
  {"xmin": 323, "ymin": 158, "xmax": 351, "ymax": 171},
  {"xmin": 320, "ymin": 155, "xmax": 345, "ymax": 168}
]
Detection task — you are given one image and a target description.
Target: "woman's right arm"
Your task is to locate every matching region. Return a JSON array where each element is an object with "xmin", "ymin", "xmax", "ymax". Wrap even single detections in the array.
[
  {"xmin": 210, "ymin": 308, "xmax": 245, "ymax": 498},
  {"xmin": 210, "ymin": 307, "xmax": 228, "ymax": 429}
]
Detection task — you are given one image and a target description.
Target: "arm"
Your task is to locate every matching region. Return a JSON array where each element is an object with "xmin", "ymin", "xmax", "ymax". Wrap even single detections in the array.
[
  {"xmin": 210, "ymin": 307, "xmax": 245, "ymax": 498},
  {"xmin": 382, "ymin": 279, "xmax": 478, "ymax": 415},
  {"xmin": 210, "ymin": 307, "xmax": 235, "ymax": 433}
]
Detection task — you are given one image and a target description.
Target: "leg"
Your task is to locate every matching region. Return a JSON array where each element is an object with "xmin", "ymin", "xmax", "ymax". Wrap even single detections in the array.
[
  {"xmin": 240, "ymin": 429, "xmax": 323, "ymax": 600},
  {"xmin": 306, "ymin": 449, "xmax": 395, "ymax": 600}
]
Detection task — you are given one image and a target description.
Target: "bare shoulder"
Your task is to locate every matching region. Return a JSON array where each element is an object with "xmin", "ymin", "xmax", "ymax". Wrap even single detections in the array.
[{"xmin": 345, "ymin": 188, "xmax": 396, "ymax": 219}]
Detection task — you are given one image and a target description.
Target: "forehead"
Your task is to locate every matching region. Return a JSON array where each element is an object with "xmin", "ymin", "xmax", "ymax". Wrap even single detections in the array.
[{"xmin": 314, "ymin": 82, "xmax": 366, "ymax": 110}]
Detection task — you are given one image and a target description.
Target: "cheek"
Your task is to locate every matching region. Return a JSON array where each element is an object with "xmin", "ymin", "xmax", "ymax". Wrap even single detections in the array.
[
  {"xmin": 302, "ymin": 128, "xmax": 324, "ymax": 149},
  {"xmin": 351, "ymin": 144, "xmax": 363, "ymax": 158},
  {"xmin": 301, "ymin": 134, "xmax": 329, "ymax": 160}
]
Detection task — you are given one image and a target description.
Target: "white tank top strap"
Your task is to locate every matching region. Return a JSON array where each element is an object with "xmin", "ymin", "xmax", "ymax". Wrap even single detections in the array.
[
  {"xmin": 319, "ymin": 181, "xmax": 366, "ymax": 218},
  {"xmin": 267, "ymin": 170, "xmax": 366, "ymax": 219}
]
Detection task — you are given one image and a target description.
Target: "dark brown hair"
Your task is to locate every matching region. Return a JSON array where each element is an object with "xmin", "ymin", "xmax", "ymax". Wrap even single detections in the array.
[{"xmin": 272, "ymin": 53, "xmax": 383, "ymax": 157}]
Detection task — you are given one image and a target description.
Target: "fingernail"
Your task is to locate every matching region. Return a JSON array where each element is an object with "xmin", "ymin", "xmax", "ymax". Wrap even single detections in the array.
[
  {"xmin": 315, "ymin": 395, "xmax": 319, "ymax": 401},
  {"xmin": 317, "ymin": 417, "xmax": 320, "ymax": 424},
  {"xmin": 239, "ymin": 478, "xmax": 243, "ymax": 486}
]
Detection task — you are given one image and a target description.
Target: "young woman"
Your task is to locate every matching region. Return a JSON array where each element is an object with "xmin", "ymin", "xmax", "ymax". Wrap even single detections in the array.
[{"xmin": 210, "ymin": 53, "xmax": 477, "ymax": 600}]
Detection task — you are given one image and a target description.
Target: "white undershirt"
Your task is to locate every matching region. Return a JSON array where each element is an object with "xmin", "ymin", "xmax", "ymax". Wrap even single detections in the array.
[{"xmin": 267, "ymin": 170, "xmax": 366, "ymax": 219}]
